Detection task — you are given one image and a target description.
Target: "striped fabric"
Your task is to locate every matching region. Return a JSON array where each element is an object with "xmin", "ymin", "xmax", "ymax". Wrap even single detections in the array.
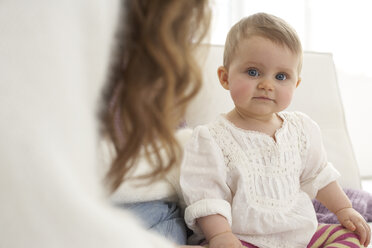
[
  {"xmin": 205, "ymin": 224, "xmax": 362, "ymax": 247},
  {"xmin": 240, "ymin": 240, "xmax": 259, "ymax": 247},
  {"xmin": 307, "ymin": 224, "xmax": 362, "ymax": 248},
  {"xmin": 239, "ymin": 224, "xmax": 361, "ymax": 248}
]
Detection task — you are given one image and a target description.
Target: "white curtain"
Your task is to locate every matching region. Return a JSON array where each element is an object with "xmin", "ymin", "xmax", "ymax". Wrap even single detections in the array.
[{"xmin": 209, "ymin": 0, "xmax": 372, "ymax": 177}]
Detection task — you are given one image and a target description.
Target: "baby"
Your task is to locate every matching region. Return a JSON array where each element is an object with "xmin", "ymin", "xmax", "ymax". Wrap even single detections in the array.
[{"xmin": 180, "ymin": 13, "xmax": 371, "ymax": 248}]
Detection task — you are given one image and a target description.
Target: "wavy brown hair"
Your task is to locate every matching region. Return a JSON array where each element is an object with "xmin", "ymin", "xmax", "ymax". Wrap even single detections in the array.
[{"xmin": 101, "ymin": 0, "xmax": 211, "ymax": 192}]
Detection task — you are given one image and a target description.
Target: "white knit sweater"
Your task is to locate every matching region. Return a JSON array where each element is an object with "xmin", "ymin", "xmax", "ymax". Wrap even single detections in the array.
[{"xmin": 180, "ymin": 111, "xmax": 340, "ymax": 248}]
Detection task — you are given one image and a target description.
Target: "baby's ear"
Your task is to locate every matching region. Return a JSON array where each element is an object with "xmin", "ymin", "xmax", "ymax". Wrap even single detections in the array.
[
  {"xmin": 217, "ymin": 66, "xmax": 229, "ymax": 90},
  {"xmin": 296, "ymin": 77, "xmax": 302, "ymax": 88}
]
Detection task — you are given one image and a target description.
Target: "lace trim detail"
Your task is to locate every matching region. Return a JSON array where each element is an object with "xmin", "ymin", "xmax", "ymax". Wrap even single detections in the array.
[
  {"xmin": 207, "ymin": 113, "xmax": 311, "ymax": 210},
  {"xmin": 209, "ymin": 120, "xmax": 247, "ymax": 171},
  {"xmin": 208, "ymin": 114, "xmax": 308, "ymax": 174},
  {"xmin": 284, "ymin": 112, "xmax": 310, "ymax": 168},
  {"xmin": 248, "ymin": 194, "xmax": 298, "ymax": 210}
]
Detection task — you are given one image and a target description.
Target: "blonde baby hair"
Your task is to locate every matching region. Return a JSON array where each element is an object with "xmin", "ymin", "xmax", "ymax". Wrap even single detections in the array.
[{"xmin": 223, "ymin": 12, "xmax": 303, "ymax": 73}]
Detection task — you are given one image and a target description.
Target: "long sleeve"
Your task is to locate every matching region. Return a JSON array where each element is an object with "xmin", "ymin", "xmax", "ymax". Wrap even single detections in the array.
[
  {"xmin": 180, "ymin": 125, "xmax": 232, "ymax": 234},
  {"xmin": 299, "ymin": 113, "xmax": 340, "ymax": 199},
  {"xmin": 0, "ymin": 1, "xmax": 175, "ymax": 248}
]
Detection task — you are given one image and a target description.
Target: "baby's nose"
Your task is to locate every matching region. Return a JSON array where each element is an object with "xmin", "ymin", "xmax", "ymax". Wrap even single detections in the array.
[{"xmin": 258, "ymin": 78, "xmax": 274, "ymax": 90}]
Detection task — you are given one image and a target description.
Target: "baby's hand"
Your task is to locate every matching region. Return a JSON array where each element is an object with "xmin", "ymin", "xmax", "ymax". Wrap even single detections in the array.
[
  {"xmin": 208, "ymin": 231, "xmax": 243, "ymax": 248},
  {"xmin": 336, "ymin": 207, "xmax": 371, "ymax": 247}
]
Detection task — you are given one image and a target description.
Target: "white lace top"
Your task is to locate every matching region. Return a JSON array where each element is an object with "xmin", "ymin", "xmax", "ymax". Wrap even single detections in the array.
[{"xmin": 180, "ymin": 111, "xmax": 340, "ymax": 248}]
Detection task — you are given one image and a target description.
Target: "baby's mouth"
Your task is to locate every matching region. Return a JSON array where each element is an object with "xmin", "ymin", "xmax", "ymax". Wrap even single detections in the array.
[{"xmin": 253, "ymin": 96, "xmax": 274, "ymax": 101}]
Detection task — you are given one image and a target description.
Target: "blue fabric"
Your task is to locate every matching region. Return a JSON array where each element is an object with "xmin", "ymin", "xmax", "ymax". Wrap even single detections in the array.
[{"xmin": 118, "ymin": 200, "xmax": 187, "ymax": 245}]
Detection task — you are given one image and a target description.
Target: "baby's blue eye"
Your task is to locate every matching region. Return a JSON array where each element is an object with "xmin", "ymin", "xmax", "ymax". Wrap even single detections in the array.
[
  {"xmin": 276, "ymin": 73, "xmax": 287, "ymax": 80},
  {"xmin": 247, "ymin": 69, "xmax": 259, "ymax": 77}
]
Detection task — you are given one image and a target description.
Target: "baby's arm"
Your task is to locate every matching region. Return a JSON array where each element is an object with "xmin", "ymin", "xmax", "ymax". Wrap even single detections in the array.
[
  {"xmin": 316, "ymin": 181, "xmax": 371, "ymax": 246},
  {"xmin": 197, "ymin": 214, "xmax": 242, "ymax": 248}
]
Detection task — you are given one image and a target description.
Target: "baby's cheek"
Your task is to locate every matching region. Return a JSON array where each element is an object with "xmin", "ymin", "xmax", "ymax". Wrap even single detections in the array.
[
  {"xmin": 278, "ymin": 90, "xmax": 295, "ymax": 108},
  {"xmin": 230, "ymin": 83, "xmax": 251, "ymax": 103}
]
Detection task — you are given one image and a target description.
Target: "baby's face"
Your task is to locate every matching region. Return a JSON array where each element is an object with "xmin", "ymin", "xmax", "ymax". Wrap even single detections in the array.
[{"xmin": 225, "ymin": 36, "xmax": 301, "ymax": 118}]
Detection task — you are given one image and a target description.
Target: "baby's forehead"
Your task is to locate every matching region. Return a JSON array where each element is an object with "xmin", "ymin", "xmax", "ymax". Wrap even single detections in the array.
[
  {"xmin": 224, "ymin": 35, "xmax": 302, "ymax": 69},
  {"xmin": 232, "ymin": 41, "xmax": 302, "ymax": 73},
  {"xmin": 240, "ymin": 35, "xmax": 292, "ymax": 49},
  {"xmin": 236, "ymin": 36, "xmax": 300, "ymax": 58}
]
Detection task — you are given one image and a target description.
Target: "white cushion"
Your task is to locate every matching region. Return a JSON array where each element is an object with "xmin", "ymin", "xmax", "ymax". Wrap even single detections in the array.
[{"xmin": 186, "ymin": 45, "xmax": 361, "ymax": 189}]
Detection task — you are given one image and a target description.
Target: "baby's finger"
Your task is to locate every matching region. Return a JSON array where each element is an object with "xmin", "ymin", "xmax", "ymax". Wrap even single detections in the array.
[
  {"xmin": 355, "ymin": 223, "xmax": 367, "ymax": 246},
  {"xmin": 343, "ymin": 220, "xmax": 356, "ymax": 231},
  {"xmin": 362, "ymin": 222, "xmax": 370, "ymax": 247}
]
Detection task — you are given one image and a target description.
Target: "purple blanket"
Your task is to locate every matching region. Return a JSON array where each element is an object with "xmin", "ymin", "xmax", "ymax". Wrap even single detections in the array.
[{"xmin": 312, "ymin": 188, "xmax": 372, "ymax": 223}]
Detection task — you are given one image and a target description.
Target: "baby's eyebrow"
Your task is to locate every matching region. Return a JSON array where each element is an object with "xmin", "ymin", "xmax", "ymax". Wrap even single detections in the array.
[
  {"xmin": 276, "ymin": 67, "xmax": 295, "ymax": 74},
  {"xmin": 243, "ymin": 61, "xmax": 265, "ymax": 67}
]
